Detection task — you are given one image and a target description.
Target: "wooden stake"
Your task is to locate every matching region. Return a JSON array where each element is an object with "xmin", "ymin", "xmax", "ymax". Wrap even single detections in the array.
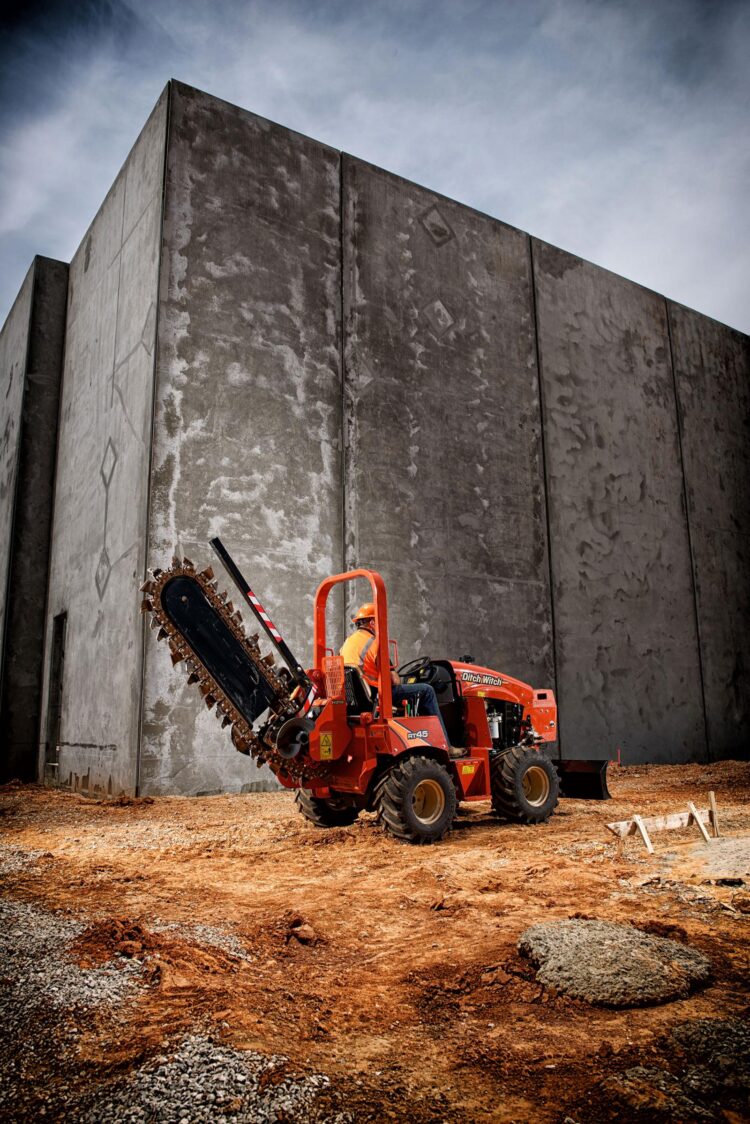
[
  {"xmin": 607, "ymin": 808, "xmax": 710, "ymax": 839},
  {"xmin": 633, "ymin": 814, "xmax": 654, "ymax": 854},
  {"xmin": 708, "ymin": 791, "xmax": 720, "ymax": 838},
  {"xmin": 688, "ymin": 801, "xmax": 712, "ymax": 844}
]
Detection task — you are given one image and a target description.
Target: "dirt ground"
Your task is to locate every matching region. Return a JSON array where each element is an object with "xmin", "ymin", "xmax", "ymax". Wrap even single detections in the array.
[{"xmin": 1, "ymin": 760, "xmax": 749, "ymax": 1122}]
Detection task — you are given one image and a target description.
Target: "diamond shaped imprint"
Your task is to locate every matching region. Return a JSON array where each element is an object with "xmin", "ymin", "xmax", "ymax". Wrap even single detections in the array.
[
  {"xmin": 423, "ymin": 299, "xmax": 455, "ymax": 337},
  {"xmin": 100, "ymin": 438, "xmax": 118, "ymax": 488},
  {"xmin": 420, "ymin": 205, "xmax": 455, "ymax": 247},
  {"xmin": 95, "ymin": 546, "xmax": 112, "ymax": 600}
]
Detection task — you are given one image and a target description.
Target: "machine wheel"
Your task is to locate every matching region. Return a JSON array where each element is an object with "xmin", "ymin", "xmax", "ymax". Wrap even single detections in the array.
[
  {"xmin": 295, "ymin": 789, "xmax": 359, "ymax": 828},
  {"xmin": 376, "ymin": 755, "xmax": 457, "ymax": 844},
  {"xmin": 491, "ymin": 745, "xmax": 559, "ymax": 824}
]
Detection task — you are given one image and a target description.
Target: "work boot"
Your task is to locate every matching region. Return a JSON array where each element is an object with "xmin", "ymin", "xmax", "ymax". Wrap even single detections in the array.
[{"xmin": 447, "ymin": 745, "xmax": 467, "ymax": 759}]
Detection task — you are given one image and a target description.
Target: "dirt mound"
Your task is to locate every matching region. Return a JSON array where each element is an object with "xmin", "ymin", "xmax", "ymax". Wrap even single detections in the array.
[
  {"xmin": 73, "ymin": 917, "xmax": 242, "ymax": 983},
  {"xmin": 518, "ymin": 919, "xmax": 711, "ymax": 1007},
  {"xmin": 74, "ymin": 918, "xmax": 163, "ymax": 962}
]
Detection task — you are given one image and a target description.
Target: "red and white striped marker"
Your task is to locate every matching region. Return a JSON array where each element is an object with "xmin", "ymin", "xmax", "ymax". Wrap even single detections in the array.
[{"xmin": 247, "ymin": 590, "xmax": 283, "ymax": 643}]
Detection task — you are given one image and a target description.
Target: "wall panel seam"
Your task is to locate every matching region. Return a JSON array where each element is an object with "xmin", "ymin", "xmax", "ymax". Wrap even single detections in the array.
[
  {"xmin": 665, "ymin": 299, "xmax": 711, "ymax": 762},
  {"xmin": 527, "ymin": 237, "xmax": 563, "ymax": 757},
  {"xmin": 135, "ymin": 84, "xmax": 172, "ymax": 796},
  {"xmin": 339, "ymin": 151, "xmax": 346, "ymax": 638}
]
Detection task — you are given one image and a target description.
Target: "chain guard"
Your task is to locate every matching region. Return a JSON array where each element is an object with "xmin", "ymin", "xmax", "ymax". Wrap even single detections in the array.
[{"xmin": 140, "ymin": 557, "xmax": 329, "ymax": 784}]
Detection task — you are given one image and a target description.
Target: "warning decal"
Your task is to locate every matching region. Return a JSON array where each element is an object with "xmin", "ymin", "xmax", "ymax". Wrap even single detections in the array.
[{"xmin": 320, "ymin": 733, "xmax": 333, "ymax": 760}]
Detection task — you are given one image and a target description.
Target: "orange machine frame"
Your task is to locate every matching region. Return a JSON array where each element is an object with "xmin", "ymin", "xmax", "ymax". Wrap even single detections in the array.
[
  {"xmin": 275, "ymin": 568, "xmax": 556, "ymax": 808},
  {"xmin": 313, "ymin": 568, "xmax": 394, "ymax": 718}
]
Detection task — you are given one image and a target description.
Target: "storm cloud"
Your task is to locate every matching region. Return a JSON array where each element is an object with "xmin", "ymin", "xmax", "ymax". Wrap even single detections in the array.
[{"xmin": 1, "ymin": 0, "xmax": 748, "ymax": 331}]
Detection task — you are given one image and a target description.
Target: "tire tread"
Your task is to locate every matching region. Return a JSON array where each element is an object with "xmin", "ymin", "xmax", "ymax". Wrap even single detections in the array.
[
  {"xmin": 490, "ymin": 745, "xmax": 559, "ymax": 824},
  {"xmin": 295, "ymin": 789, "xmax": 359, "ymax": 828},
  {"xmin": 375, "ymin": 754, "xmax": 456, "ymax": 844}
]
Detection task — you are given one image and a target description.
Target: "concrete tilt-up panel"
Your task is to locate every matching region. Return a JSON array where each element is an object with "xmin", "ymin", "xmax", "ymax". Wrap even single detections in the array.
[
  {"xmin": 38, "ymin": 91, "xmax": 168, "ymax": 794},
  {"xmin": 532, "ymin": 240, "xmax": 706, "ymax": 763},
  {"xmin": 0, "ymin": 269, "xmax": 34, "ymax": 710},
  {"xmin": 668, "ymin": 304, "xmax": 750, "ymax": 758},
  {"xmin": 140, "ymin": 83, "xmax": 343, "ymax": 795},
  {"xmin": 0, "ymin": 258, "xmax": 68, "ymax": 782},
  {"xmin": 343, "ymin": 157, "xmax": 554, "ymax": 698}
]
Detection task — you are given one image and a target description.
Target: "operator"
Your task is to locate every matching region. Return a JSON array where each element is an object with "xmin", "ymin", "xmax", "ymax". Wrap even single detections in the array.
[{"xmin": 340, "ymin": 603, "xmax": 454, "ymax": 748}]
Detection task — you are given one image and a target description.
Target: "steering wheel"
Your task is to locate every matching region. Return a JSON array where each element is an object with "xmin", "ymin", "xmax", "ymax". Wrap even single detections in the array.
[{"xmin": 397, "ymin": 656, "xmax": 433, "ymax": 680}]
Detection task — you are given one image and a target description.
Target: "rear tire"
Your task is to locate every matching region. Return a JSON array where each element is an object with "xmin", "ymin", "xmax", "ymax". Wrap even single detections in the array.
[
  {"xmin": 295, "ymin": 789, "xmax": 359, "ymax": 828},
  {"xmin": 376, "ymin": 755, "xmax": 457, "ymax": 844},
  {"xmin": 491, "ymin": 745, "xmax": 559, "ymax": 824}
]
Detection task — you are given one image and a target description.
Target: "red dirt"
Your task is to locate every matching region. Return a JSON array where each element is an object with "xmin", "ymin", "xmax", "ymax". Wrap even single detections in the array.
[{"xmin": 1, "ymin": 760, "xmax": 749, "ymax": 1121}]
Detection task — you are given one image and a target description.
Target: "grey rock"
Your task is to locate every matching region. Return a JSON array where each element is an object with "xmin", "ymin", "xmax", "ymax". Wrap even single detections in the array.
[{"xmin": 518, "ymin": 919, "xmax": 711, "ymax": 1007}]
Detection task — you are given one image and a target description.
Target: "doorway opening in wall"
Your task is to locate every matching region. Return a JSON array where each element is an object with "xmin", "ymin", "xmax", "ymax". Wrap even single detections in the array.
[{"xmin": 44, "ymin": 612, "xmax": 67, "ymax": 782}]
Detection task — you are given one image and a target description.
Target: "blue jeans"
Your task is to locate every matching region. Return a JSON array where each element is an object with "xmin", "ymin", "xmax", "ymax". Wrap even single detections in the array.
[{"xmin": 392, "ymin": 683, "xmax": 451, "ymax": 745}]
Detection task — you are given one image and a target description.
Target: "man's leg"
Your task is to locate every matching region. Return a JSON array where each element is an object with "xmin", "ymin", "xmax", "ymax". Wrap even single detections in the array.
[{"xmin": 392, "ymin": 684, "xmax": 452, "ymax": 746}]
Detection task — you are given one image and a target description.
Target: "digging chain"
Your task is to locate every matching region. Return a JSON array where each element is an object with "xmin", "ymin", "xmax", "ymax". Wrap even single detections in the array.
[{"xmin": 140, "ymin": 557, "xmax": 329, "ymax": 784}]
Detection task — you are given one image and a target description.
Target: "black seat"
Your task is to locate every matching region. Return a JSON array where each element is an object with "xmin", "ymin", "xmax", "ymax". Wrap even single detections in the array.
[{"xmin": 344, "ymin": 666, "xmax": 376, "ymax": 715}]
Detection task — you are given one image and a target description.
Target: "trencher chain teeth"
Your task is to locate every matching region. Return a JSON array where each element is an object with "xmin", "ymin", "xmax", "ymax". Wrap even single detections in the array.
[{"xmin": 140, "ymin": 561, "xmax": 327, "ymax": 782}]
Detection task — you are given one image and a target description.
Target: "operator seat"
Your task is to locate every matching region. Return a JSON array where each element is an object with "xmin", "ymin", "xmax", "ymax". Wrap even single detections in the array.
[{"xmin": 344, "ymin": 666, "xmax": 375, "ymax": 715}]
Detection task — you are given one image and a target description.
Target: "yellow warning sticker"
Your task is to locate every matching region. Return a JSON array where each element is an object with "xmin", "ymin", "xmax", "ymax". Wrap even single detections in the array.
[
  {"xmin": 461, "ymin": 764, "xmax": 476, "ymax": 775},
  {"xmin": 319, "ymin": 733, "xmax": 333, "ymax": 760}
]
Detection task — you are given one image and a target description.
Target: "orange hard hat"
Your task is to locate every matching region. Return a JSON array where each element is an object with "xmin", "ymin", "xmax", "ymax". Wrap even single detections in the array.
[{"xmin": 352, "ymin": 602, "xmax": 376, "ymax": 624}]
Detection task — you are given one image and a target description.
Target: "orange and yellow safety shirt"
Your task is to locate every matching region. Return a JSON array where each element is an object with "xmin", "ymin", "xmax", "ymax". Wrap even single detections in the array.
[{"xmin": 340, "ymin": 627, "xmax": 379, "ymax": 688}]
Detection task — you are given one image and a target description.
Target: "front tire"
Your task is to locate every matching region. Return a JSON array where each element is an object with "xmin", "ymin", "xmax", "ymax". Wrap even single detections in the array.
[
  {"xmin": 377, "ymin": 755, "xmax": 457, "ymax": 844},
  {"xmin": 295, "ymin": 789, "xmax": 359, "ymax": 828},
  {"xmin": 491, "ymin": 745, "xmax": 559, "ymax": 824}
]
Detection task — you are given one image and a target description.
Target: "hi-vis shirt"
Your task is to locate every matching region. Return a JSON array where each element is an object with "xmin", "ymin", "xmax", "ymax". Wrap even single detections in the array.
[{"xmin": 340, "ymin": 628, "xmax": 379, "ymax": 688}]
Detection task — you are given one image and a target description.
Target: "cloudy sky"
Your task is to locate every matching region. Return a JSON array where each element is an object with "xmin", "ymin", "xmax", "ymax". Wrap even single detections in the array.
[{"xmin": 1, "ymin": 0, "xmax": 748, "ymax": 332}]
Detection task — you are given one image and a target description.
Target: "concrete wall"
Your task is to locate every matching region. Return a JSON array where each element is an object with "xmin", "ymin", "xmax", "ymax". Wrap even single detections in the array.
[
  {"xmin": 0, "ymin": 267, "xmax": 33, "ymax": 706},
  {"xmin": 532, "ymin": 241, "xmax": 706, "ymax": 762},
  {"xmin": 140, "ymin": 83, "xmax": 343, "ymax": 795},
  {"xmin": 38, "ymin": 91, "xmax": 168, "ymax": 794},
  {"xmin": 669, "ymin": 304, "xmax": 750, "ymax": 759},
  {"xmin": 343, "ymin": 158, "xmax": 554, "ymax": 691},
  {"xmin": 24, "ymin": 81, "xmax": 747, "ymax": 791},
  {"xmin": 0, "ymin": 258, "xmax": 68, "ymax": 782}
]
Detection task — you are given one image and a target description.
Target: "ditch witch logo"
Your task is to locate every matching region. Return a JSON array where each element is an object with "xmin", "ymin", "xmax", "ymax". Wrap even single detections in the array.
[{"xmin": 459, "ymin": 671, "xmax": 504, "ymax": 687}]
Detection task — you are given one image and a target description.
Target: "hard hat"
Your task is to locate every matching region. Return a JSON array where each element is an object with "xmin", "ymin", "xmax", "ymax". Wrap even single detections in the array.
[{"xmin": 352, "ymin": 602, "xmax": 376, "ymax": 624}]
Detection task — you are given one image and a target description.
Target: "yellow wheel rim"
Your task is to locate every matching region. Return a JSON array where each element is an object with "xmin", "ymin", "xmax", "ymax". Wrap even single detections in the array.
[
  {"xmin": 412, "ymin": 778, "xmax": 446, "ymax": 825},
  {"xmin": 522, "ymin": 764, "xmax": 550, "ymax": 807}
]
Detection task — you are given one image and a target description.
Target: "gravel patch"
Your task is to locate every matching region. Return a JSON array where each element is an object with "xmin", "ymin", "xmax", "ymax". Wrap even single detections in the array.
[
  {"xmin": 600, "ymin": 1065, "xmax": 715, "ymax": 1120},
  {"xmin": 518, "ymin": 919, "xmax": 711, "ymax": 1006},
  {"xmin": 0, "ymin": 898, "xmax": 143, "ymax": 1016},
  {"xmin": 82, "ymin": 1034, "xmax": 346, "ymax": 1123},
  {"xmin": 66, "ymin": 824, "xmax": 195, "ymax": 852},
  {"xmin": 153, "ymin": 921, "xmax": 254, "ymax": 961},
  {"xmin": 588, "ymin": 1018, "xmax": 750, "ymax": 1121},
  {"xmin": 671, "ymin": 1017, "xmax": 750, "ymax": 1096},
  {"xmin": 693, "ymin": 837, "xmax": 750, "ymax": 880},
  {"xmin": 0, "ymin": 898, "xmax": 145, "ymax": 1121},
  {"xmin": 0, "ymin": 901, "xmax": 345, "ymax": 1123},
  {"xmin": 0, "ymin": 843, "xmax": 50, "ymax": 876}
]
